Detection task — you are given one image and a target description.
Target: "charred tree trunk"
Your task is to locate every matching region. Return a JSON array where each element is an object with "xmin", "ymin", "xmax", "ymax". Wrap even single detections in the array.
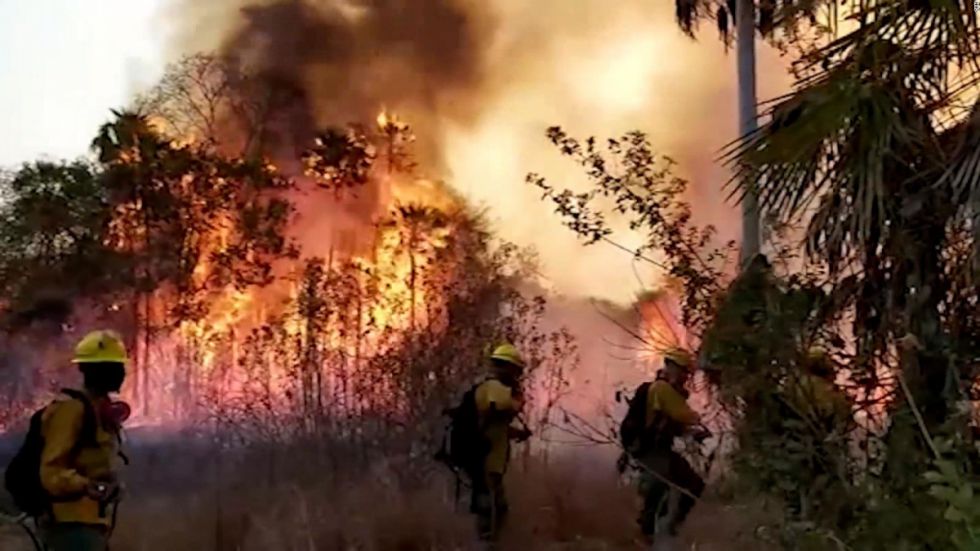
[
  {"xmin": 409, "ymin": 234, "xmax": 418, "ymax": 334},
  {"xmin": 130, "ymin": 288, "xmax": 142, "ymax": 410},
  {"xmin": 140, "ymin": 293, "xmax": 152, "ymax": 418},
  {"xmin": 302, "ymin": 307, "xmax": 315, "ymax": 428}
]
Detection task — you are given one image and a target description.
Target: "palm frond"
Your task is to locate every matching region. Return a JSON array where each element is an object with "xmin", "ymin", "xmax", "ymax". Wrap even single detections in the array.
[
  {"xmin": 716, "ymin": 5, "xmax": 730, "ymax": 41},
  {"xmin": 939, "ymin": 100, "xmax": 980, "ymax": 201},
  {"xmin": 675, "ymin": 0, "xmax": 703, "ymax": 37},
  {"xmin": 726, "ymin": 32, "xmax": 950, "ymax": 269}
]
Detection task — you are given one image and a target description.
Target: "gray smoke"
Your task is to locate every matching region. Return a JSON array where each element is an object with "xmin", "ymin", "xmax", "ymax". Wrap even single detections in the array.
[{"xmin": 204, "ymin": 0, "xmax": 496, "ymax": 168}]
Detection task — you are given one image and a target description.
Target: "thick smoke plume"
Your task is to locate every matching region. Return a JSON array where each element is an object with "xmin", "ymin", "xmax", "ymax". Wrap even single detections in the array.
[
  {"xmin": 162, "ymin": 0, "xmax": 497, "ymax": 259},
  {"xmin": 162, "ymin": 0, "xmax": 791, "ymax": 303},
  {"xmin": 168, "ymin": 0, "xmax": 494, "ymax": 168}
]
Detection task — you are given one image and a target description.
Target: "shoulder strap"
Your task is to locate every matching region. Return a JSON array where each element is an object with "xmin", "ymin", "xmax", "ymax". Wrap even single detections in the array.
[
  {"xmin": 469, "ymin": 378, "xmax": 496, "ymax": 431},
  {"xmin": 468, "ymin": 377, "xmax": 494, "ymax": 399},
  {"xmin": 60, "ymin": 388, "xmax": 98, "ymax": 448},
  {"xmin": 628, "ymin": 381, "xmax": 651, "ymax": 412},
  {"xmin": 646, "ymin": 379, "xmax": 673, "ymax": 418}
]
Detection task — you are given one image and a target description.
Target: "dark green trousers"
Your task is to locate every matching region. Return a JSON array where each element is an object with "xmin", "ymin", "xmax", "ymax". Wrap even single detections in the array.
[
  {"xmin": 469, "ymin": 471, "xmax": 508, "ymax": 541},
  {"xmin": 637, "ymin": 450, "xmax": 705, "ymax": 536},
  {"xmin": 42, "ymin": 523, "xmax": 107, "ymax": 551}
]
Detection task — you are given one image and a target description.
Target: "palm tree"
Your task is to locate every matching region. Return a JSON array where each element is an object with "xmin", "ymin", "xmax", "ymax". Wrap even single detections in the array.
[
  {"xmin": 727, "ymin": 1, "xmax": 980, "ymax": 433},
  {"xmin": 672, "ymin": 0, "xmax": 828, "ymax": 264},
  {"xmin": 93, "ymin": 111, "xmax": 162, "ymax": 415},
  {"xmin": 735, "ymin": 0, "xmax": 760, "ymax": 264},
  {"xmin": 92, "ymin": 110, "xmax": 295, "ymax": 417}
]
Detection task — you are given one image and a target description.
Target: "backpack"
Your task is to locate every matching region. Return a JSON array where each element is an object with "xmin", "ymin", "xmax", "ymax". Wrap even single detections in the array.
[
  {"xmin": 619, "ymin": 381, "xmax": 652, "ymax": 453},
  {"xmin": 5, "ymin": 389, "xmax": 97, "ymax": 517},
  {"xmin": 435, "ymin": 381, "xmax": 490, "ymax": 475}
]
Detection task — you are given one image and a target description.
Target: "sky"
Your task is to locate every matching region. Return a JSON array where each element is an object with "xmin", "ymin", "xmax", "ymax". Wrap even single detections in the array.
[{"xmin": 0, "ymin": 0, "xmax": 166, "ymax": 167}]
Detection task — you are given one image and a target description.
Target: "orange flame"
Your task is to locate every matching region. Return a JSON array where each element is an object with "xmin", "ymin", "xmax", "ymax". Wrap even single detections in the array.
[{"xmin": 113, "ymin": 109, "xmax": 464, "ymax": 426}]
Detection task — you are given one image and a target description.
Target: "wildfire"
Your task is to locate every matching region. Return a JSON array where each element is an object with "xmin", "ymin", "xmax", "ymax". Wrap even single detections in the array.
[
  {"xmin": 391, "ymin": 178, "xmax": 460, "ymax": 214},
  {"xmin": 178, "ymin": 288, "xmax": 253, "ymax": 370},
  {"xmin": 109, "ymin": 108, "xmax": 463, "ymax": 426},
  {"xmin": 635, "ymin": 290, "xmax": 689, "ymax": 368}
]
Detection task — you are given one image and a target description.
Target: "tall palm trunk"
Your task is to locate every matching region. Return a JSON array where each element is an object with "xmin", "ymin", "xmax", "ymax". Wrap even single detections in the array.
[{"xmin": 737, "ymin": 0, "xmax": 761, "ymax": 264}]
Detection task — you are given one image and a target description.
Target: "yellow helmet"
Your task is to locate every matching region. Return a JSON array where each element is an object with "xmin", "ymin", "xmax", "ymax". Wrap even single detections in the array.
[
  {"xmin": 73, "ymin": 330, "xmax": 128, "ymax": 364},
  {"xmin": 663, "ymin": 347, "xmax": 693, "ymax": 369},
  {"xmin": 806, "ymin": 346, "xmax": 828, "ymax": 361},
  {"xmin": 490, "ymin": 343, "xmax": 525, "ymax": 369},
  {"xmin": 804, "ymin": 345, "xmax": 833, "ymax": 376}
]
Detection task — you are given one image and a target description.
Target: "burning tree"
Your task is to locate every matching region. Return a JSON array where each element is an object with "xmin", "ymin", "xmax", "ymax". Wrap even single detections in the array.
[{"xmin": 91, "ymin": 110, "xmax": 296, "ymax": 418}]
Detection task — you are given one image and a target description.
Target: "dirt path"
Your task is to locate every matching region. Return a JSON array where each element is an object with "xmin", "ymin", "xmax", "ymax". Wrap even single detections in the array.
[
  {"xmin": 0, "ymin": 523, "xmax": 36, "ymax": 551},
  {"xmin": 677, "ymin": 499, "xmax": 780, "ymax": 551}
]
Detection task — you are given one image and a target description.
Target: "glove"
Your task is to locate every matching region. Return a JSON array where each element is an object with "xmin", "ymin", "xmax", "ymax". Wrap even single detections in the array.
[
  {"xmin": 85, "ymin": 479, "xmax": 120, "ymax": 502},
  {"xmin": 616, "ymin": 452, "xmax": 629, "ymax": 474},
  {"xmin": 692, "ymin": 426, "xmax": 712, "ymax": 443},
  {"xmin": 513, "ymin": 427, "xmax": 533, "ymax": 442}
]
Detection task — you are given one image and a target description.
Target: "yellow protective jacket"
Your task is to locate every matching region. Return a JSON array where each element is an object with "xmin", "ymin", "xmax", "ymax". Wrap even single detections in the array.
[
  {"xmin": 783, "ymin": 373, "xmax": 851, "ymax": 430},
  {"xmin": 474, "ymin": 378, "xmax": 523, "ymax": 474},
  {"xmin": 40, "ymin": 391, "xmax": 121, "ymax": 526},
  {"xmin": 643, "ymin": 380, "xmax": 699, "ymax": 451}
]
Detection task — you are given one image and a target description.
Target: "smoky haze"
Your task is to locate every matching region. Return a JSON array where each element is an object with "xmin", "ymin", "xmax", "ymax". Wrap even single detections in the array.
[{"xmin": 160, "ymin": 0, "xmax": 791, "ymax": 304}]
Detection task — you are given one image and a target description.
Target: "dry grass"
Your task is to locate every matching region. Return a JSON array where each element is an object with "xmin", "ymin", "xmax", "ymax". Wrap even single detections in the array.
[
  {"xmin": 0, "ymin": 436, "xmax": 779, "ymax": 551},
  {"xmin": 105, "ymin": 439, "xmax": 776, "ymax": 550}
]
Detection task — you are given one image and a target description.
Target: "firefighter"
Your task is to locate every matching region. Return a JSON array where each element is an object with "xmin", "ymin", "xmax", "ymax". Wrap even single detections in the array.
[
  {"xmin": 40, "ymin": 330, "xmax": 128, "ymax": 551},
  {"xmin": 470, "ymin": 342, "xmax": 532, "ymax": 542},
  {"xmin": 786, "ymin": 346, "xmax": 851, "ymax": 431},
  {"xmin": 635, "ymin": 347, "xmax": 708, "ymax": 540},
  {"xmin": 778, "ymin": 346, "xmax": 852, "ymax": 518}
]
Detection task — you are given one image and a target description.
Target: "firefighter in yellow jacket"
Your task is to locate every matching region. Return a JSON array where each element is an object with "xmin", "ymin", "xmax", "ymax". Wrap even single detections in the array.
[
  {"xmin": 635, "ymin": 348, "xmax": 708, "ymax": 539},
  {"xmin": 471, "ymin": 343, "xmax": 531, "ymax": 541},
  {"xmin": 778, "ymin": 346, "xmax": 852, "ymax": 518},
  {"xmin": 784, "ymin": 347, "xmax": 851, "ymax": 431},
  {"xmin": 41, "ymin": 330, "xmax": 128, "ymax": 551}
]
